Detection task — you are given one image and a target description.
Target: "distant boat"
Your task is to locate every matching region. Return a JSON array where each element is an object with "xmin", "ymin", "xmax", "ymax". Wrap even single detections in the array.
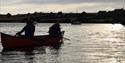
[
  {"xmin": 71, "ymin": 21, "xmax": 81, "ymax": 25},
  {"xmin": 121, "ymin": 22, "xmax": 125, "ymax": 25},
  {"xmin": 119, "ymin": 18, "xmax": 125, "ymax": 25}
]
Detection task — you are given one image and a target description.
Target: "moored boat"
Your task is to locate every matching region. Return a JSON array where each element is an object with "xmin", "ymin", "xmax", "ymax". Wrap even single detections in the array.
[
  {"xmin": 71, "ymin": 21, "xmax": 81, "ymax": 25},
  {"xmin": 0, "ymin": 31, "xmax": 64, "ymax": 49}
]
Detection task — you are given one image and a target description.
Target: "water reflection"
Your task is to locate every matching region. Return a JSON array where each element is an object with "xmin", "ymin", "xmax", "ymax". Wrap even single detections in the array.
[
  {"xmin": 0, "ymin": 46, "xmax": 61, "ymax": 63},
  {"xmin": 1, "ymin": 23, "xmax": 125, "ymax": 63}
]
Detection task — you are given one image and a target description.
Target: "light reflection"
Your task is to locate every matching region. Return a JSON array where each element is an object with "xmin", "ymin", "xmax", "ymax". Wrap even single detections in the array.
[
  {"xmin": 1, "ymin": 23, "xmax": 125, "ymax": 63},
  {"xmin": 111, "ymin": 24, "xmax": 123, "ymax": 30}
]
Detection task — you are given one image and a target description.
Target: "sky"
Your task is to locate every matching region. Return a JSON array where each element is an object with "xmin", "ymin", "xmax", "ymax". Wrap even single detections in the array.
[{"xmin": 0, "ymin": 0, "xmax": 125, "ymax": 14}]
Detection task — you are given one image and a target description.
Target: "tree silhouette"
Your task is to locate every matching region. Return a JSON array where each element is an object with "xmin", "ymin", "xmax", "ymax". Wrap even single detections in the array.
[{"xmin": 6, "ymin": 13, "xmax": 11, "ymax": 18}]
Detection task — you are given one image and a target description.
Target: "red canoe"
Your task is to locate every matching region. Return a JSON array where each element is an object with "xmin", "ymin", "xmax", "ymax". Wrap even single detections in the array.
[{"xmin": 0, "ymin": 32, "xmax": 64, "ymax": 49}]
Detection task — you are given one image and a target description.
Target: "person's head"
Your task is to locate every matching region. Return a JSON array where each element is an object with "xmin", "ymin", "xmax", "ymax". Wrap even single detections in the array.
[
  {"xmin": 55, "ymin": 22, "xmax": 60, "ymax": 26},
  {"xmin": 26, "ymin": 20, "xmax": 33, "ymax": 25},
  {"xmin": 26, "ymin": 18, "xmax": 37, "ymax": 25}
]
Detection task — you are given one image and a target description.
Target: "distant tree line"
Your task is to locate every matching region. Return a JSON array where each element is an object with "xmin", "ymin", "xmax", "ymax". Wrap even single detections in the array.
[{"xmin": 0, "ymin": 8, "xmax": 125, "ymax": 23}]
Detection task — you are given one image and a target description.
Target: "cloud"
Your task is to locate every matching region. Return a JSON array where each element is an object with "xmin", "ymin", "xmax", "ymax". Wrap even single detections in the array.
[
  {"xmin": 3, "ymin": 0, "xmax": 123, "ymax": 5},
  {"xmin": 1, "ymin": 2, "xmax": 119, "ymax": 14},
  {"xmin": 1, "ymin": 0, "xmax": 124, "ymax": 14},
  {"xmin": 22, "ymin": 0, "xmax": 121, "ymax": 4},
  {"xmin": 1, "ymin": 0, "xmax": 22, "ymax": 5}
]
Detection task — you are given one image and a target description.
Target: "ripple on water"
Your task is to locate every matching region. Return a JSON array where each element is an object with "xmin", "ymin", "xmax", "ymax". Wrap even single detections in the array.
[{"xmin": 0, "ymin": 23, "xmax": 125, "ymax": 63}]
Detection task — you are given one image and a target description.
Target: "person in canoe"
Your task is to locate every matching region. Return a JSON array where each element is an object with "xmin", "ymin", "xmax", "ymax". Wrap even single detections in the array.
[
  {"xmin": 16, "ymin": 19, "xmax": 36, "ymax": 38},
  {"xmin": 48, "ymin": 22, "xmax": 61, "ymax": 37}
]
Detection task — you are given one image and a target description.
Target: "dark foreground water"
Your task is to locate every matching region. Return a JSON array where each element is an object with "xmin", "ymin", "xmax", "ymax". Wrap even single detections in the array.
[{"xmin": 0, "ymin": 23, "xmax": 125, "ymax": 63}]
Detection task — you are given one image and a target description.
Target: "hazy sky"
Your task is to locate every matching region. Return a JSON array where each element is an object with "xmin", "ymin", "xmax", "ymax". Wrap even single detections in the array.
[{"xmin": 0, "ymin": 0, "xmax": 125, "ymax": 14}]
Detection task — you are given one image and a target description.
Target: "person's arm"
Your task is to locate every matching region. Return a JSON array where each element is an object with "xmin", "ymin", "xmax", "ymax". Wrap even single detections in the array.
[{"xmin": 16, "ymin": 26, "xmax": 26, "ymax": 36}]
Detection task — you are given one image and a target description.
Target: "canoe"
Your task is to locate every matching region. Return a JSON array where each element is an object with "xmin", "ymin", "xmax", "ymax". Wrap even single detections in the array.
[{"xmin": 0, "ymin": 32, "xmax": 64, "ymax": 49}]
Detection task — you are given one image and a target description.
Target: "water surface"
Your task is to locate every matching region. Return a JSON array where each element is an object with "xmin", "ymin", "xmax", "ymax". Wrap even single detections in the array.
[{"xmin": 0, "ymin": 23, "xmax": 125, "ymax": 63}]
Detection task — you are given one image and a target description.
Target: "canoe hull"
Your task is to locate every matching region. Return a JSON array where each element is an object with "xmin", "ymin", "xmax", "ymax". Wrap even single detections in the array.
[{"xmin": 1, "ymin": 33, "xmax": 63, "ymax": 49}]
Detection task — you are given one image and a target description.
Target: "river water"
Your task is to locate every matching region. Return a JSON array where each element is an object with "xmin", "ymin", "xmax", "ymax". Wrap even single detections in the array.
[{"xmin": 0, "ymin": 23, "xmax": 125, "ymax": 63}]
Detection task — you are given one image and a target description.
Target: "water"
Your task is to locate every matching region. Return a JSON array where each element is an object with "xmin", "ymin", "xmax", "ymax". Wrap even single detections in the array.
[{"xmin": 0, "ymin": 23, "xmax": 125, "ymax": 63}]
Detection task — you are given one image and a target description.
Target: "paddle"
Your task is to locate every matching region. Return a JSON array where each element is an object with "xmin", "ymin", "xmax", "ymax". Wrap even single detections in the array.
[{"xmin": 63, "ymin": 37, "xmax": 70, "ymax": 41}]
